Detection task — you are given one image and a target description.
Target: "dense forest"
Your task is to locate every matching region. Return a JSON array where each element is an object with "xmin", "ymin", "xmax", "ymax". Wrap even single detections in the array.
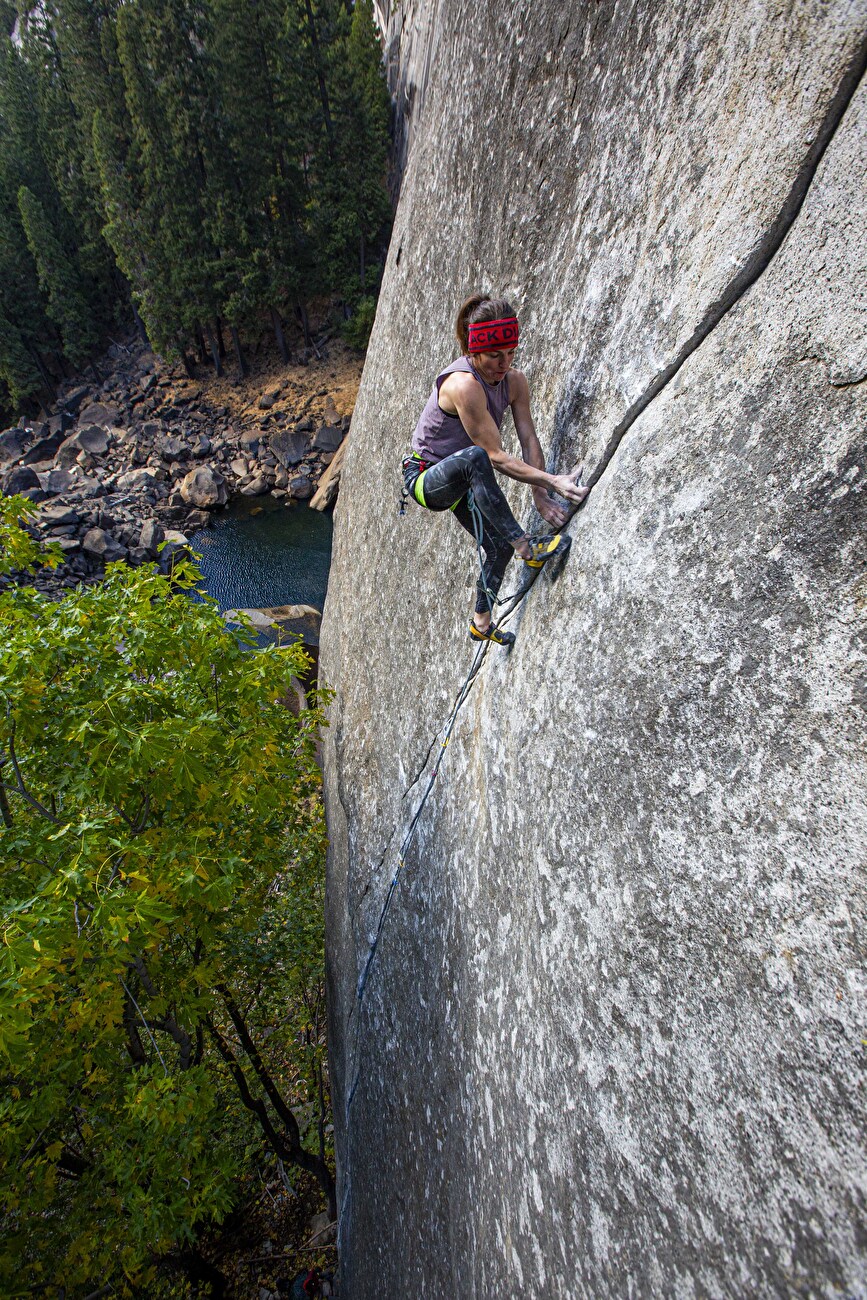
[{"xmin": 0, "ymin": 0, "xmax": 391, "ymax": 418}]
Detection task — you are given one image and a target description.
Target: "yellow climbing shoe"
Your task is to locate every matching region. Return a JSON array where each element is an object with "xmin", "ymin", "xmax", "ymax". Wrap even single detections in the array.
[
  {"xmin": 469, "ymin": 620, "xmax": 516, "ymax": 647},
  {"xmin": 524, "ymin": 533, "xmax": 570, "ymax": 569}
]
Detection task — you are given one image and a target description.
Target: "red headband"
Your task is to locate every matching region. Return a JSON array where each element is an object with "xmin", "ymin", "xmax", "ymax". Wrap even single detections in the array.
[{"xmin": 467, "ymin": 316, "xmax": 519, "ymax": 354}]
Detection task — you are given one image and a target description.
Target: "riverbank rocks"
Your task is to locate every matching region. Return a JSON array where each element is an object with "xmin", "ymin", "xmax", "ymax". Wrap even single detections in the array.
[
  {"xmin": 139, "ymin": 518, "xmax": 165, "ymax": 557},
  {"xmin": 224, "ymin": 603, "xmax": 322, "ymax": 647},
  {"xmin": 56, "ymin": 426, "xmax": 110, "ymax": 466},
  {"xmin": 2, "ymin": 466, "xmax": 42, "ymax": 498},
  {"xmin": 0, "ymin": 430, "xmax": 24, "ymax": 464},
  {"xmin": 82, "ymin": 527, "xmax": 126, "ymax": 563},
  {"xmin": 322, "ymin": 2, "xmax": 867, "ymax": 1296},
  {"xmin": 313, "ymin": 424, "xmax": 344, "ymax": 453},
  {"xmin": 270, "ymin": 429, "xmax": 309, "ymax": 468},
  {"xmin": 116, "ymin": 468, "xmax": 159, "ymax": 493},
  {"xmin": 4, "ymin": 329, "xmax": 357, "ymax": 600},
  {"xmin": 40, "ymin": 505, "xmax": 81, "ymax": 528},
  {"xmin": 22, "ymin": 431, "xmax": 65, "ymax": 464},
  {"xmin": 179, "ymin": 465, "xmax": 228, "ymax": 507},
  {"xmin": 77, "ymin": 401, "xmax": 120, "ymax": 427},
  {"xmin": 60, "ymin": 384, "xmax": 90, "ymax": 415},
  {"xmin": 310, "ymin": 440, "xmax": 346, "ymax": 511},
  {"xmin": 41, "ymin": 469, "xmax": 76, "ymax": 495}
]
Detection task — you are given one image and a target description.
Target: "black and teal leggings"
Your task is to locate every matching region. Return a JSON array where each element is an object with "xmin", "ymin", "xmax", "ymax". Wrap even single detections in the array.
[{"xmin": 403, "ymin": 445, "xmax": 526, "ymax": 615}]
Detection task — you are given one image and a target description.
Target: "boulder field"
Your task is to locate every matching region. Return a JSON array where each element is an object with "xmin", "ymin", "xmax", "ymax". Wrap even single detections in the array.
[
  {"xmin": 0, "ymin": 337, "xmax": 354, "ymax": 597},
  {"xmin": 322, "ymin": 2, "xmax": 867, "ymax": 1296}
]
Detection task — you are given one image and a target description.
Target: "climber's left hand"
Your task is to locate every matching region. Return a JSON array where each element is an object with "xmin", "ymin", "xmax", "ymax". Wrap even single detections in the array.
[{"xmin": 533, "ymin": 486, "xmax": 569, "ymax": 527}]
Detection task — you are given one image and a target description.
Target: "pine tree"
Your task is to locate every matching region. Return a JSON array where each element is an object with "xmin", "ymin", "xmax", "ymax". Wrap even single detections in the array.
[
  {"xmin": 206, "ymin": 0, "xmax": 315, "ymax": 359},
  {"xmin": 0, "ymin": 294, "xmax": 43, "ymax": 407},
  {"xmin": 114, "ymin": 0, "xmax": 223, "ymax": 359},
  {"xmin": 18, "ymin": 5, "xmax": 117, "ymax": 305},
  {"xmin": 317, "ymin": 0, "xmax": 391, "ymax": 326},
  {"xmin": 0, "ymin": 30, "xmax": 64, "ymax": 401},
  {"xmin": 17, "ymin": 185, "xmax": 99, "ymax": 369}
]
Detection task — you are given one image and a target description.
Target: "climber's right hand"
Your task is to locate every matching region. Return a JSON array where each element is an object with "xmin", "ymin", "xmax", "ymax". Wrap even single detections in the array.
[{"xmin": 550, "ymin": 469, "xmax": 589, "ymax": 505}]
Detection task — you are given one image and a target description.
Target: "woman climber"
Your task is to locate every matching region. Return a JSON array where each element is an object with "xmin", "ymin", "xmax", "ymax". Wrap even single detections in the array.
[{"xmin": 402, "ymin": 293, "xmax": 589, "ymax": 646}]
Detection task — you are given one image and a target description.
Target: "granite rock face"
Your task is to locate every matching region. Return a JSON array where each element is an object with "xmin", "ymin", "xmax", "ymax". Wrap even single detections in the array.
[{"xmin": 322, "ymin": 3, "xmax": 867, "ymax": 1296}]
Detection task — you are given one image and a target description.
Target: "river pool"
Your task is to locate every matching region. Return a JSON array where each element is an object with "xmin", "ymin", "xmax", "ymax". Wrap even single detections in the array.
[{"xmin": 188, "ymin": 495, "xmax": 333, "ymax": 612}]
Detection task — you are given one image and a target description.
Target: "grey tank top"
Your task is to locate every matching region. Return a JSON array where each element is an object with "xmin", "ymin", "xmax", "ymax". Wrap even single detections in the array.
[{"xmin": 411, "ymin": 355, "xmax": 511, "ymax": 464}]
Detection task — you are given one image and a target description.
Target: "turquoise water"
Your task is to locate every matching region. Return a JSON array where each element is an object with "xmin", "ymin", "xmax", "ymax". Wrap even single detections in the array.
[{"xmin": 189, "ymin": 495, "xmax": 333, "ymax": 612}]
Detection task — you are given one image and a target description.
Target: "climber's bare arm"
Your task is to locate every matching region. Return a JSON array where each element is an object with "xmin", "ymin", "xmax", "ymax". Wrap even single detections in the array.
[
  {"xmin": 509, "ymin": 371, "xmax": 588, "ymax": 526},
  {"xmin": 441, "ymin": 371, "xmax": 586, "ymax": 506}
]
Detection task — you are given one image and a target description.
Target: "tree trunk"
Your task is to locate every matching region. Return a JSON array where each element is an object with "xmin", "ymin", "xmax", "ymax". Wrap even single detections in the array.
[
  {"xmin": 214, "ymin": 317, "xmax": 226, "ymax": 360},
  {"xmin": 131, "ymin": 300, "xmax": 149, "ymax": 345},
  {"xmin": 194, "ymin": 324, "xmax": 208, "ymax": 365},
  {"xmin": 270, "ymin": 307, "xmax": 289, "ymax": 363},
  {"xmin": 28, "ymin": 344, "xmax": 54, "ymax": 393},
  {"xmin": 204, "ymin": 323, "xmax": 223, "ymax": 377},
  {"xmin": 359, "ymin": 231, "xmax": 366, "ymax": 291},
  {"xmin": 230, "ymin": 325, "xmax": 248, "ymax": 378},
  {"xmin": 0, "ymin": 775, "xmax": 12, "ymax": 829},
  {"xmin": 177, "ymin": 337, "xmax": 196, "ymax": 379},
  {"xmin": 295, "ymin": 301, "xmax": 311, "ymax": 347}
]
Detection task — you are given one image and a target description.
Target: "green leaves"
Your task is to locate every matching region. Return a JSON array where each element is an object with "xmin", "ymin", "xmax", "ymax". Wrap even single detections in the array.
[
  {"xmin": 0, "ymin": 530, "xmax": 331, "ymax": 1293},
  {"xmin": 0, "ymin": 496, "xmax": 64, "ymax": 581}
]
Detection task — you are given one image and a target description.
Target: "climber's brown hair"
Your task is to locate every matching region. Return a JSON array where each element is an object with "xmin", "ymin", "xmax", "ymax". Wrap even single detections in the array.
[{"xmin": 455, "ymin": 294, "xmax": 518, "ymax": 354}]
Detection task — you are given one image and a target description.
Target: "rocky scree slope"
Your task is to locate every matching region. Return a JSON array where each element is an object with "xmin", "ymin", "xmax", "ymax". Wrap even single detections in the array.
[
  {"xmin": 0, "ymin": 337, "xmax": 358, "ymax": 597},
  {"xmin": 321, "ymin": 2, "xmax": 867, "ymax": 1297}
]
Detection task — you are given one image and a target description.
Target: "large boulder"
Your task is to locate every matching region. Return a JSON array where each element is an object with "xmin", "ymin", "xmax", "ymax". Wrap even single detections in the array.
[
  {"xmin": 55, "ymin": 426, "xmax": 110, "ymax": 467},
  {"xmin": 60, "ymin": 384, "xmax": 92, "ymax": 415},
  {"xmin": 269, "ymin": 429, "xmax": 309, "ymax": 468},
  {"xmin": 310, "ymin": 439, "xmax": 346, "ymax": 511},
  {"xmin": 81, "ymin": 528, "xmax": 126, "ymax": 563},
  {"xmin": 239, "ymin": 428, "xmax": 262, "ymax": 454},
  {"xmin": 77, "ymin": 401, "xmax": 120, "ymax": 427},
  {"xmin": 223, "ymin": 603, "xmax": 322, "ymax": 647},
  {"xmin": 47, "ymin": 410, "xmax": 75, "ymax": 436},
  {"xmin": 159, "ymin": 434, "xmax": 186, "ymax": 460},
  {"xmin": 39, "ymin": 505, "xmax": 81, "ymax": 528},
  {"xmin": 40, "ymin": 468, "xmax": 76, "ymax": 496},
  {"xmin": 22, "ymin": 431, "xmax": 66, "ymax": 465},
  {"xmin": 158, "ymin": 529, "xmax": 190, "ymax": 575},
  {"xmin": 138, "ymin": 518, "xmax": 165, "ymax": 558},
  {"xmin": 179, "ymin": 465, "xmax": 228, "ymax": 508},
  {"xmin": 0, "ymin": 431, "xmax": 24, "ymax": 465},
  {"xmin": 313, "ymin": 423, "xmax": 344, "ymax": 453},
  {"xmin": 115, "ymin": 468, "xmax": 159, "ymax": 493},
  {"xmin": 322, "ymin": 3, "xmax": 867, "ymax": 1298},
  {"xmin": 2, "ymin": 465, "xmax": 42, "ymax": 497}
]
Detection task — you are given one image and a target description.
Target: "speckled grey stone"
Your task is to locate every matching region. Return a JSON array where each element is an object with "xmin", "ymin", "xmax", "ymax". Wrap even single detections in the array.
[{"xmin": 322, "ymin": 4, "xmax": 867, "ymax": 1296}]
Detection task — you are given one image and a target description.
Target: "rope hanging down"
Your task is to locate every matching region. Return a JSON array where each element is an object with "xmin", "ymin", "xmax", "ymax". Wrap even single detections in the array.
[
  {"xmin": 346, "ymin": 558, "xmax": 542, "ymax": 1112},
  {"xmin": 340, "ymin": 477, "xmax": 585, "ymax": 1244},
  {"xmin": 348, "ymin": 486, "xmax": 574, "ymax": 1065}
]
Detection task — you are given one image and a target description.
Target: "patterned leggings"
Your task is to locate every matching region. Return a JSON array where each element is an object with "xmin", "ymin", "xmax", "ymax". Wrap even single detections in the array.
[{"xmin": 403, "ymin": 444, "xmax": 525, "ymax": 615}]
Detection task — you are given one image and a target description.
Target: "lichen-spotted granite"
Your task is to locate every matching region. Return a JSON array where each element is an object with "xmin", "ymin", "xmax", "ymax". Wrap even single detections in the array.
[{"xmin": 321, "ymin": 3, "xmax": 867, "ymax": 1295}]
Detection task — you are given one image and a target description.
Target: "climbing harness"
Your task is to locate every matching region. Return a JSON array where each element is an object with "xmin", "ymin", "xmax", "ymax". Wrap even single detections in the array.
[{"xmin": 401, "ymin": 452, "xmax": 500, "ymax": 615}]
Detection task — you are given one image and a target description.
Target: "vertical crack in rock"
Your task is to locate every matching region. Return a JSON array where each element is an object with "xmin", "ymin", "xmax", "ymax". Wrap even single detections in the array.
[{"xmin": 583, "ymin": 37, "xmax": 867, "ymax": 493}]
